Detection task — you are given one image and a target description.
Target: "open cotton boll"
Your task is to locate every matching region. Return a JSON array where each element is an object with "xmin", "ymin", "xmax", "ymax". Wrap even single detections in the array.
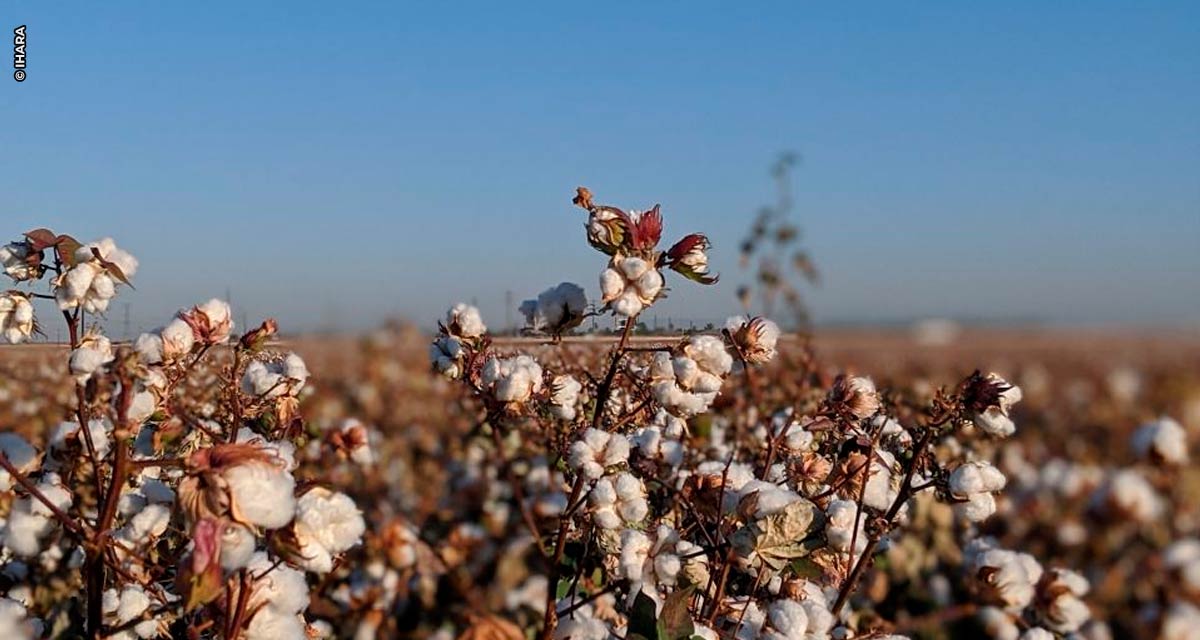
[
  {"xmin": 0, "ymin": 596, "xmax": 42, "ymax": 640},
  {"xmin": 589, "ymin": 472, "xmax": 647, "ymax": 530},
  {"xmin": 0, "ymin": 293, "xmax": 35, "ymax": 344},
  {"xmin": 224, "ymin": 461, "xmax": 296, "ymax": 529},
  {"xmin": 825, "ymin": 499, "xmax": 867, "ymax": 555},
  {"xmin": 69, "ymin": 333, "xmax": 115, "ymax": 384},
  {"xmin": 549, "ymin": 375, "xmax": 582, "ymax": 420},
  {"xmin": 1131, "ymin": 417, "xmax": 1189, "ymax": 465},
  {"xmin": 0, "ymin": 434, "xmax": 38, "ymax": 492},
  {"xmin": 102, "ymin": 585, "xmax": 158, "ymax": 640},
  {"xmin": 244, "ymin": 606, "xmax": 307, "ymax": 640},
  {"xmin": 1096, "ymin": 469, "xmax": 1164, "ymax": 523},
  {"xmin": 481, "ymin": 355, "xmax": 544, "ymax": 404},
  {"xmin": 429, "ymin": 335, "xmax": 464, "ymax": 378},
  {"xmin": 949, "ymin": 461, "xmax": 1008, "ymax": 522},
  {"xmin": 293, "ymin": 488, "xmax": 366, "ymax": 573},
  {"xmin": 246, "ymin": 551, "xmax": 310, "ymax": 615},
  {"xmin": 973, "ymin": 373, "xmax": 1024, "ymax": 437},
  {"xmin": 966, "ymin": 542, "xmax": 1043, "ymax": 611},
  {"xmin": 446, "ymin": 303, "xmax": 486, "ymax": 338},
  {"xmin": 567, "ymin": 428, "xmax": 630, "ymax": 480},
  {"xmin": 863, "ymin": 449, "xmax": 899, "ymax": 511},
  {"xmin": 1037, "ymin": 568, "xmax": 1091, "ymax": 633},
  {"xmin": 0, "ymin": 242, "xmax": 39, "ymax": 281},
  {"xmin": 160, "ymin": 318, "xmax": 196, "ymax": 361},
  {"xmin": 220, "ymin": 523, "xmax": 258, "ymax": 571}
]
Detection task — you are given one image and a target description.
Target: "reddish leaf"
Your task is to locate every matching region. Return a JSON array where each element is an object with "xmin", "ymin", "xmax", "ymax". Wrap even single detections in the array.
[
  {"xmin": 23, "ymin": 228, "xmax": 58, "ymax": 251},
  {"xmin": 55, "ymin": 235, "xmax": 82, "ymax": 268},
  {"xmin": 631, "ymin": 204, "xmax": 663, "ymax": 250},
  {"xmin": 91, "ymin": 247, "xmax": 135, "ymax": 287}
]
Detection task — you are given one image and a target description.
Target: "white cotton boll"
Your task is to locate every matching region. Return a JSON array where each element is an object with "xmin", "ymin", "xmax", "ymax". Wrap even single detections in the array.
[
  {"xmin": 0, "ymin": 434, "xmax": 38, "ymax": 492},
  {"xmin": 612, "ymin": 290, "xmax": 644, "ymax": 317},
  {"xmin": 685, "ymin": 335, "xmax": 734, "ymax": 377},
  {"xmin": 863, "ymin": 450, "xmax": 898, "ymax": 511},
  {"xmin": 160, "ymin": 318, "xmax": 196, "ymax": 360},
  {"xmin": 979, "ymin": 607, "xmax": 1019, "ymax": 640},
  {"xmin": 1018, "ymin": 629, "xmax": 1054, "ymax": 640},
  {"xmin": 553, "ymin": 612, "xmax": 609, "ymax": 640},
  {"xmin": 957, "ymin": 492, "xmax": 998, "ymax": 523},
  {"xmin": 1162, "ymin": 602, "xmax": 1200, "ymax": 640},
  {"xmin": 127, "ymin": 504, "xmax": 171, "ymax": 541},
  {"xmin": 3, "ymin": 510, "xmax": 51, "ymax": 557},
  {"xmin": 1131, "ymin": 417, "xmax": 1189, "ymax": 465},
  {"xmin": 69, "ymin": 334, "xmax": 115, "ymax": 384},
  {"xmin": 619, "ymin": 257, "xmax": 650, "ymax": 280},
  {"xmin": 970, "ymin": 547, "xmax": 1043, "ymax": 611},
  {"xmin": 1100, "ymin": 469, "xmax": 1164, "ymax": 523},
  {"xmin": 766, "ymin": 600, "xmax": 809, "ymax": 637},
  {"xmin": 950, "ymin": 462, "xmax": 1008, "ymax": 496},
  {"xmin": 974, "ymin": 374, "xmax": 1023, "ymax": 438},
  {"xmin": 446, "ymin": 303, "xmax": 486, "ymax": 338},
  {"xmin": 221, "ymin": 523, "xmax": 257, "ymax": 571},
  {"xmin": 0, "ymin": 294, "xmax": 35, "ymax": 344},
  {"xmin": 293, "ymin": 488, "xmax": 365, "ymax": 573},
  {"xmin": 599, "ymin": 268, "xmax": 624, "ymax": 300},
  {"xmin": 0, "ymin": 596, "xmax": 40, "ymax": 640},
  {"xmin": 247, "ymin": 551, "xmax": 310, "ymax": 615},
  {"xmin": 225, "ymin": 462, "xmax": 296, "ymax": 529},
  {"xmin": 245, "ymin": 607, "xmax": 307, "ymax": 640},
  {"xmin": 28, "ymin": 478, "xmax": 72, "ymax": 518},
  {"xmin": 635, "ymin": 269, "xmax": 664, "ymax": 300},
  {"xmin": 654, "ymin": 552, "xmax": 682, "ymax": 586},
  {"xmin": 618, "ymin": 529, "xmax": 652, "ymax": 582},
  {"xmin": 826, "ymin": 499, "xmax": 867, "ymax": 554}
]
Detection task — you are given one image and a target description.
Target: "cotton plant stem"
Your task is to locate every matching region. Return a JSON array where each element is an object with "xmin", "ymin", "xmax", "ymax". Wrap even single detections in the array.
[
  {"xmin": 831, "ymin": 426, "xmax": 938, "ymax": 617},
  {"xmin": 541, "ymin": 314, "xmax": 639, "ymax": 640}
]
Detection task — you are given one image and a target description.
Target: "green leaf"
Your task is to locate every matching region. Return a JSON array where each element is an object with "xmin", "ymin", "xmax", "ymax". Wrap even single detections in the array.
[{"xmin": 627, "ymin": 590, "xmax": 659, "ymax": 640}]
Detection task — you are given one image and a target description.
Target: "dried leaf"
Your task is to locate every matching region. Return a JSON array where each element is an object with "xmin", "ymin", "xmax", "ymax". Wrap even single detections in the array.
[{"xmin": 23, "ymin": 228, "xmax": 58, "ymax": 251}]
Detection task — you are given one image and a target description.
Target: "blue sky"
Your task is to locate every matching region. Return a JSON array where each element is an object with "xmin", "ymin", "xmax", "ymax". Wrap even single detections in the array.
[{"xmin": 2, "ymin": 2, "xmax": 1198, "ymax": 335}]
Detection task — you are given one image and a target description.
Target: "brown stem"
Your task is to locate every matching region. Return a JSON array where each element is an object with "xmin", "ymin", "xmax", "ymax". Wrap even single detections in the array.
[
  {"xmin": 590, "ymin": 315, "xmax": 637, "ymax": 432},
  {"xmin": 831, "ymin": 425, "xmax": 938, "ymax": 617},
  {"xmin": 489, "ymin": 414, "xmax": 550, "ymax": 559}
]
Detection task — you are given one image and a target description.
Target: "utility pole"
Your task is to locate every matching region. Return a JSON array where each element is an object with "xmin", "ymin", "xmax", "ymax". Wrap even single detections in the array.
[
  {"xmin": 122, "ymin": 303, "xmax": 131, "ymax": 342},
  {"xmin": 505, "ymin": 290, "xmax": 514, "ymax": 334}
]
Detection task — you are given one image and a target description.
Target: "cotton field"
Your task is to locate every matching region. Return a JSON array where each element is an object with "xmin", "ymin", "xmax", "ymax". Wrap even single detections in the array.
[{"xmin": 0, "ymin": 194, "xmax": 1197, "ymax": 640}]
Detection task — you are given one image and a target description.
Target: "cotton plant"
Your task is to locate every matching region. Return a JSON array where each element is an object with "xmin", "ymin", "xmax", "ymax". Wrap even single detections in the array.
[
  {"xmin": 417, "ymin": 189, "xmax": 1093, "ymax": 640},
  {"xmin": 0, "ymin": 229, "xmax": 369, "ymax": 639}
]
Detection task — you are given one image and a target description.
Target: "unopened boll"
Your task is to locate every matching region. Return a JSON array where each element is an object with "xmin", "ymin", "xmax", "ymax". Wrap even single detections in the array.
[
  {"xmin": 599, "ymin": 254, "xmax": 664, "ymax": 317},
  {"xmin": 0, "ymin": 293, "xmax": 34, "ymax": 344}
]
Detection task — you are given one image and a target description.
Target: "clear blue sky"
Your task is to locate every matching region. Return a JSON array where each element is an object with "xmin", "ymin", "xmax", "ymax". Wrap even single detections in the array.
[{"xmin": 2, "ymin": 2, "xmax": 1198, "ymax": 335}]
